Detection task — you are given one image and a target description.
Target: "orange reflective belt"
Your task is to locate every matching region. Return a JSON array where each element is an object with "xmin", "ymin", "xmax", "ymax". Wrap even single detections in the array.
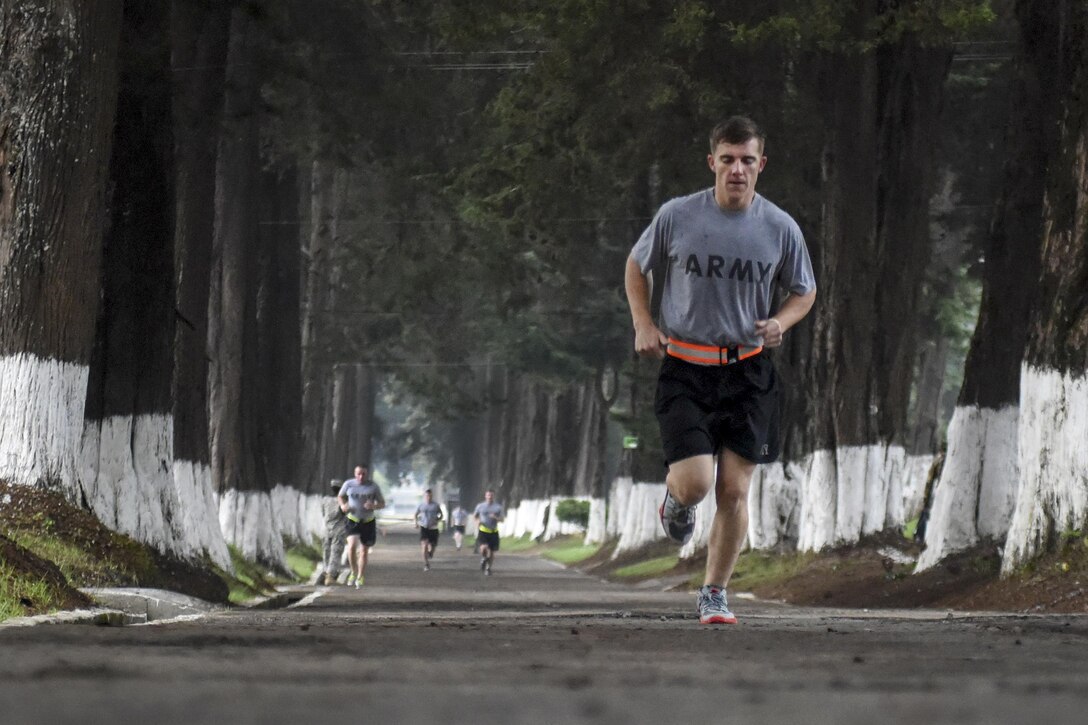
[{"xmin": 666, "ymin": 338, "xmax": 763, "ymax": 366}]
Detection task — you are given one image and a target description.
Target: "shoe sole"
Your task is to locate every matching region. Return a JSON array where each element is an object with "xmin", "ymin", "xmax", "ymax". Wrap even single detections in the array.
[{"xmin": 699, "ymin": 614, "xmax": 737, "ymax": 625}]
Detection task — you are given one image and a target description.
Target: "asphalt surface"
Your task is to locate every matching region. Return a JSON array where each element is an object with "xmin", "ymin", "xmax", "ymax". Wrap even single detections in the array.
[{"xmin": 2, "ymin": 528, "xmax": 1087, "ymax": 724}]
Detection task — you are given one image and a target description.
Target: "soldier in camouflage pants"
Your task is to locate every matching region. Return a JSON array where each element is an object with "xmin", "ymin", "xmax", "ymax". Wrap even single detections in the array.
[{"xmin": 320, "ymin": 479, "xmax": 349, "ymax": 585}]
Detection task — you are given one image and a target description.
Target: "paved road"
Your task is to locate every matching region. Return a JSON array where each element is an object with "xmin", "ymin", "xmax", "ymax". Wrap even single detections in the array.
[{"xmin": 2, "ymin": 529, "xmax": 1087, "ymax": 724}]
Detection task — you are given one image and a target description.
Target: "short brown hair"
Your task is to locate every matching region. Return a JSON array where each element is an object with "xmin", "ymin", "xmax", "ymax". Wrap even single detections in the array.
[{"xmin": 709, "ymin": 116, "xmax": 765, "ymax": 154}]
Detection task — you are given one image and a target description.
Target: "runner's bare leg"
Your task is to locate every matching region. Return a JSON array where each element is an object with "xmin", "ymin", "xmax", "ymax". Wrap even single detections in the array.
[{"xmin": 704, "ymin": 448, "xmax": 756, "ymax": 587}]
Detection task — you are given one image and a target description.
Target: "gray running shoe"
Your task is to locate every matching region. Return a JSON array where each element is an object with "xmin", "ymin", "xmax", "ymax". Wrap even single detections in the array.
[
  {"xmin": 697, "ymin": 585, "xmax": 736, "ymax": 624},
  {"xmin": 660, "ymin": 490, "xmax": 696, "ymax": 545}
]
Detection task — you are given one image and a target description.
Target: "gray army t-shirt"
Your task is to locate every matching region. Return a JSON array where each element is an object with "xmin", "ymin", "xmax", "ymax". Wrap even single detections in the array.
[
  {"xmin": 416, "ymin": 501, "xmax": 443, "ymax": 529},
  {"xmin": 338, "ymin": 480, "xmax": 384, "ymax": 522},
  {"xmin": 474, "ymin": 502, "xmax": 504, "ymax": 531},
  {"xmin": 631, "ymin": 190, "xmax": 816, "ymax": 348}
]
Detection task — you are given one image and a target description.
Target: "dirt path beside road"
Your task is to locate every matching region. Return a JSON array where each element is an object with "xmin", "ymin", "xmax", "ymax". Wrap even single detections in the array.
[{"xmin": 2, "ymin": 529, "xmax": 1086, "ymax": 724}]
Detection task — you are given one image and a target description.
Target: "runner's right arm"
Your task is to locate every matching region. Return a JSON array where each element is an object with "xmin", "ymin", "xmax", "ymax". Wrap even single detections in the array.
[{"xmin": 625, "ymin": 255, "xmax": 667, "ymax": 359}]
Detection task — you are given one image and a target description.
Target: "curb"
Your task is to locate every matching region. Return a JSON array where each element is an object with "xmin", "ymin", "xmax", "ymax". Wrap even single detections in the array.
[
  {"xmin": 78, "ymin": 588, "xmax": 224, "ymax": 624},
  {"xmin": 0, "ymin": 608, "xmax": 129, "ymax": 629}
]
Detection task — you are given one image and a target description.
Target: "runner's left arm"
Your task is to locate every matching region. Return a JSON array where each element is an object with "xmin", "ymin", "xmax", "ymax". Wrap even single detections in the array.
[{"xmin": 754, "ymin": 289, "xmax": 816, "ymax": 348}]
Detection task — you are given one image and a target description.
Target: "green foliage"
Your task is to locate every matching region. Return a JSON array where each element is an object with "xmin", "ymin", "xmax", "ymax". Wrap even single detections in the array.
[
  {"xmin": 723, "ymin": 550, "xmax": 818, "ymax": 590},
  {"xmin": 288, "ymin": 0, "xmax": 1011, "ymax": 481},
  {"xmin": 613, "ymin": 554, "xmax": 679, "ymax": 579},
  {"xmin": 494, "ymin": 535, "xmax": 538, "ymax": 553},
  {"xmin": 541, "ymin": 538, "xmax": 602, "ymax": 565},
  {"xmin": 221, "ymin": 546, "xmax": 281, "ymax": 604},
  {"xmin": 9, "ymin": 530, "xmax": 154, "ymax": 586},
  {"xmin": 727, "ymin": 0, "xmax": 995, "ymax": 51},
  {"xmin": 554, "ymin": 499, "xmax": 590, "ymax": 527},
  {"xmin": 0, "ymin": 561, "xmax": 59, "ymax": 621},
  {"xmin": 285, "ymin": 541, "xmax": 322, "ymax": 581}
]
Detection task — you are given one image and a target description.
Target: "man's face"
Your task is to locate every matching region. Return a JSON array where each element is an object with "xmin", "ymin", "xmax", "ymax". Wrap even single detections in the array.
[
  {"xmin": 424, "ymin": 492, "xmax": 432, "ymax": 503},
  {"xmin": 355, "ymin": 467, "xmax": 366, "ymax": 481},
  {"xmin": 485, "ymin": 491, "xmax": 493, "ymax": 503},
  {"xmin": 708, "ymin": 138, "xmax": 766, "ymax": 210}
]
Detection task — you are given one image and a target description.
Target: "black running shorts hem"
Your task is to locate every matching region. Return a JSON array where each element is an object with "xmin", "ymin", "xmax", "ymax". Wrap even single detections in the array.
[
  {"xmin": 452, "ymin": 525, "xmax": 466, "ymax": 534},
  {"xmin": 654, "ymin": 353, "xmax": 781, "ymax": 467},
  {"xmin": 345, "ymin": 518, "xmax": 377, "ymax": 547},
  {"xmin": 420, "ymin": 527, "xmax": 439, "ymax": 546}
]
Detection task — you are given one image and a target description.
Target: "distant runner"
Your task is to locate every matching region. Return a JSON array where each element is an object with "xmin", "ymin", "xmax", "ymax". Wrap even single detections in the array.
[
  {"xmin": 625, "ymin": 116, "xmax": 816, "ymax": 624},
  {"xmin": 449, "ymin": 504, "xmax": 469, "ymax": 552},
  {"xmin": 415, "ymin": 489, "xmax": 443, "ymax": 571},
  {"xmin": 337, "ymin": 464, "xmax": 385, "ymax": 588},
  {"xmin": 473, "ymin": 490, "xmax": 505, "ymax": 576}
]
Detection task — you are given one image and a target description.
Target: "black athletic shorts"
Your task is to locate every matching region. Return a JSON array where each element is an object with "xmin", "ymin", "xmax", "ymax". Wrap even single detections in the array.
[
  {"xmin": 654, "ymin": 352, "xmax": 780, "ymax": 466},
  {"xmin": 477, "ymin": 530, "xmax": 500, "ymax": 551},
  {"xmin": 452, "ymin": 525, "xmax": 466, "ymax": 534},
  {"xmin": 345, "ymin": 518, "xmax": 377, "ymax": 547},
  {"xmin": 420, "ymin": 527, "xmax": 439, "ymax": 546}
]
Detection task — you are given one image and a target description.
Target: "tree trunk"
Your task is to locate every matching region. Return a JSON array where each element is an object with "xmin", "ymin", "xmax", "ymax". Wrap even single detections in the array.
[
  {"xmin": 209, "ymin": 6, "xmax": 284, "ymax": 568},
  {"xmin": 0, "ymin": 1, "xmax": 121, "ymax": 493},
  {"xmin": 300, "ymin": 161, "xmax": 350, "ymax": 490},
  {"xmin": 80, "ymin": 0, "xmax": 186, "ymax": 557},
  {"xmin": 796, "ymin": 20, "xmax": 951, "ymax": 550},
  {"xmin": 258, "ymin": 162, "xmax": 307, "ymax": 543},
  {"xmin": 1003, "ymin": 0, "xmax": 1088, "ymax": 572},
  {"xmin": 169, "ymin": 0, "xmax": 232, "ymax": 569},
  {"xmin": 918, "ymin": 1, "xmax": 1058, "ymax": 570}
]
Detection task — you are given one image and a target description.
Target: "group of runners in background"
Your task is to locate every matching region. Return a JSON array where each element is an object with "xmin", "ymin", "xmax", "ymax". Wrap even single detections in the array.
[{"xmin": 320, "ymin": 463, "xmax": 506, "ymax": 586}]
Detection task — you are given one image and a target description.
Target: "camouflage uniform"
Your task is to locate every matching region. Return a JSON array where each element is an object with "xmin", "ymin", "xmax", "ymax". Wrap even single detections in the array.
[{"xmin": 321, "ymin": 495, "xmax": 349, "ymax": 584}]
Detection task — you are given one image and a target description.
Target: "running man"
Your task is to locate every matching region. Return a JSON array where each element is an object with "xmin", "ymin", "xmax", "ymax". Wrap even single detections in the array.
[
  {"xmin": 449, "ymin": 504, "xmax": 469, "ymax": 551},
  {"xmin": 625, "ymin": 116, "xmax": 816, "ymax": 624},
  {"xmin": 337, "ymin": 464, "xmax": 385, "ymax": 588},
  {"xmin": 415, "ymin": 489, "xmax": 443, "ymax": 571},
  {"xmin": 473, "ymin": 490, "xmax": 505, "ymax": 576}
]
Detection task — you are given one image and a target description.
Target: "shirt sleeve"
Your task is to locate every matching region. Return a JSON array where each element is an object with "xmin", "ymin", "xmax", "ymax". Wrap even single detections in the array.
[
  {"xmin": 630, "ymin": 202, "xmax": 674, "ymax": 275},
  {"xmin": 337, "ymin": 482, "xmax": 349, "ymax": 498},
  {"xmin": 777, "ymin": 219, "xmax": 816, "ymax": 296}
]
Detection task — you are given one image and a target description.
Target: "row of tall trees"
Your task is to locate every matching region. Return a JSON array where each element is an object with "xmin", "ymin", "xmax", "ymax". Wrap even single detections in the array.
[
  {"xmin": 923, "ymin": 0, "xmax": 1088, "ymax": 572},
  {"xmin": 0, "ymin": 0, "xmax": 1082, "ymax": 574}
]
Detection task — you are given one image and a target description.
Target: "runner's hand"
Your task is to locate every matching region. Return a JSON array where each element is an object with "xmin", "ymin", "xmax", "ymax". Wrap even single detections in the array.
[
  {"xmin": 634, "ymin": 321, "xmax": 668, "ymax": 359},
  {"xmin": 755, "ymin": 318, "xmax": 783, "ymax": 348}
]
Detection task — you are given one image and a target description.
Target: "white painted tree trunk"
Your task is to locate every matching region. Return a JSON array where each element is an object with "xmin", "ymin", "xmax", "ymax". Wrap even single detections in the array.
[
  {"xmin": 584, "ymin": 497, "xmax": 608, "ymax": 544},
  {"xmin": 270, "ymin": 484, "xmax": 321, "ymax": 545},
  {"xmin": 503, "ymin": 499, "xmax": 549, "ymax": 540},
  {"xmin": 613, "ymin": 482, "xmax": 666, "ymax": 557},
  {"xmin": 218, "ymin": 489, "xmax": 287, "ymax": 569},
  {"xmin": 606, "ymin": 477, "xmax": 633, "ymax": 538},
  {"xmin": 172, "ymin": 460, "xmax": 232, "ymax": 571},
  {"xmin": 916, "ymin": 405, "xmax": 1019, "ymax": 571},
  {"xmin": 1002, "ymin": 367, "xmax": 1088, "ymax": 573},
  {"xmin": 79, "ymin": 414, "xmax": 189, "ymax": 557},
  {"xmin": 746, "ymin": 461, "xmax": 803, "ymax": 551},
  {"xmin": 797, "ymin": 444, "xmax": 931, "ymax": 551},
  {"xmin": 0, "ymin": 355, "xmax": 88, "ymax": 495}
]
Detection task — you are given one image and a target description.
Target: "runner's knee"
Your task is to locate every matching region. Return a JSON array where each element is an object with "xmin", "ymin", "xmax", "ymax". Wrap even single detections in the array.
[{"xmin": 667, "ymin": 462, "xmax": 713, "ymax": 505}]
